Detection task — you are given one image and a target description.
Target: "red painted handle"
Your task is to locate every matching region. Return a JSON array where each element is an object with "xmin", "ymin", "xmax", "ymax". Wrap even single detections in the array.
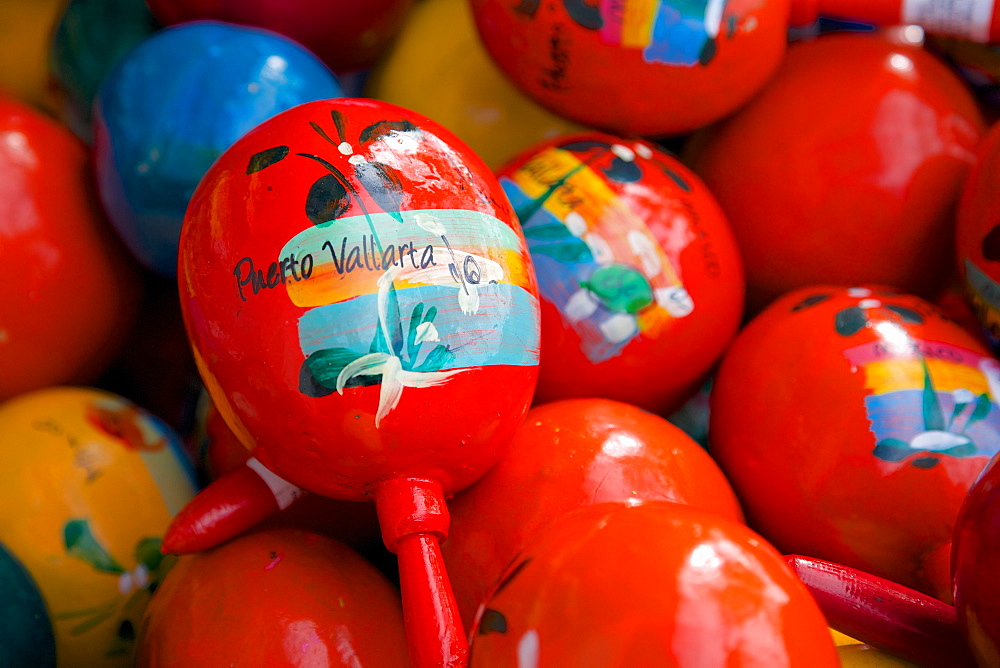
[
  {"xmin": 784, "ymin": 554, "xmax": 975, "ymax": 667},
  {"xmin": 162, "ymin": 459, "xmax": 292, "ymax": 554},
  {"xmin": 376, "ymin": 477, "xmax": 467, "ymax": 668}
]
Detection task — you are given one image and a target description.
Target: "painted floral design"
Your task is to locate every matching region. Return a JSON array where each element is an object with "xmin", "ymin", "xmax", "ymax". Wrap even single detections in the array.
[{"xmin": 53, "ymin": 518, "xmax": 171, "ymax": 657}]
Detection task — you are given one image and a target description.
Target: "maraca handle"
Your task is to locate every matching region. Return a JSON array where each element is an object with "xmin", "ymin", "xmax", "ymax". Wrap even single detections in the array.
[
  {"xmin": 784, "ymin": 554, "xmax": 975, "ymax": 667},
  {"xmin": 162, "ymin": 458, "xmax": 302, "ymax": 554},
  {"xmin": 376, "ymin": 477, "xmax": 468, "ymax": 668}
]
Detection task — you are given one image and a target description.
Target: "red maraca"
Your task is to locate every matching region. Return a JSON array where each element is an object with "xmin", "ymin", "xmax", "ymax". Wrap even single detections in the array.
[
  {"xmin": 687, "ymin": 30, "xmax": 985, "ymax": 313},
  {"xmin": 176, "ymin": 98, "xmax": 540, "ymax": 666},
  {"xmin": 710, "ymin": 285, "xmax": 1000, "ymax": 602},
  {"xmin": 496, "ymin": 132, "xmax": 744, "ymax": 414},
  {"xmin": 957, "ymin": 121, "xmax": 1000, "ymax": 355},
  {"xmin": 442, "ymin": 397, "xmax": 744, "ymax": 627},
  {"xmin": 470, "ymin": 0, "xmax": 998, "ymax": 137}
]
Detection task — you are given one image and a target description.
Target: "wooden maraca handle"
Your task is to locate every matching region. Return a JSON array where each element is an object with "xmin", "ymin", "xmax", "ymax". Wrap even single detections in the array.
[
  {"xmin": 376, "ymin": 477, "xmax": 467, "ymax": 667},
  {"xmin": 784, "ymin": 554, "xmax": 975, "ymax": 667}
]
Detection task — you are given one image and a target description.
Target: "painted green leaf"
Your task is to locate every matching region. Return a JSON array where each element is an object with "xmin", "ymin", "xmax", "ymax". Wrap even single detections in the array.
[
  {"xmin": 944, "ymin": 440, "xmax": 977, "ymax": 458},
  {"xmin": 406, "ymin": 302, "xmax": 425, "ymax": 360},
  {"xmin": 305, "ymin": 348, "xmax": 371, "ymax": 390},
  {"xmin": 559, "ymin": 140, "xmax": 608, "ymax": 152},
  {"xmin": 133, "ymin": 538, "xmax": 163, "ymax": 572},
  {"xmin": 602, "ymin": 157, "xmax": 641, "ymax": 183},
  {"xmin": 921, "ymin": 360, "xmax": 945, "ymax": 431},
  {"xmin": 886, "ymin": 304, "xmax": 924, "ymax": 324},
  {"xmin": 414, "ymin": 344, "xmax": 456, "ymax": 372},
  {"xmin": 70, "ymin": 608, "xmax": 115, "ymax": 635},
  {"xmin": 950, "ymin": 401, "xmax": 971, "ymax": 429},
  {"xmin": 834, "ymin": 306, "xmax": 867, "ymax": 336},
  {"xmin": 245, "ymin": 146, "xmax": 288, "ymax": 174},
  {"xmin": 64, "ymin": 520, "xmax": 123, "ymax": 574},
  {"xmin": 532, "ymin": 240, "xmax": 594, "ymax": 264},
  {"xmin": 299, "ymin": 358, "xmax": 335, "ymax": 397},
  {"xmin": 969, "ymin": 393, "xmax": 993, "ymax": 424},
  {"xmin": 582, "ymin": 264, "xmax": 653, "ymax": 314},
  {"xmin": 873, "ymin": 439, "xmax": 912, "ymax": 462}
]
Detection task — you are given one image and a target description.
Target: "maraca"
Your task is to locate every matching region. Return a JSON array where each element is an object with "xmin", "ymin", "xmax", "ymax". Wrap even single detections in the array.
[
  {"xmin": 144, "ymin": 0, "xmax": 413, "ymax": 74},
  {"xmin": 687, "ymin": 30, "xmax": 985, "ymax": 313},
  {"xmin": 0, "ymin": 94, "xmax": 141, "ymax": 403},
  {"xmin": 137, "ymin": 527, "xmax": 409, "ymax": 666},
  {"xmin": 442, "ymin": 397, "xmax": 744, "ymax": 627},
  {"xmin": 93, "ymin": 20, "xmax": 344, "ymax": 276},
  {"xmin": 957, "ymin": 121, "xmax": 1000, "ymax": 355},
  {"xmin": 469, "ymin": 501, "xmax": 839, "ymax": 666},
  {"xmin": 497, "ymin": 131, "xmax": 744, "ymax": 413},
  {"xmin": 470, "ymin": 0, "xmax": 999, "ymax": 137},
  {"xmin": 710, "ymin": 285, "xmax": 1000, "ymax": 602},
  {"xmin": 177, "ymin": 98, "xmax": 540, "ymax": 666}
]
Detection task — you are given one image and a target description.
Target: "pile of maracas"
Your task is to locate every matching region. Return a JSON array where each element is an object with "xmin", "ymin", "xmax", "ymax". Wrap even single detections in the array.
[{"xmin": 2, "ymin": 0, "xmax": 1000, "ymax": 666}]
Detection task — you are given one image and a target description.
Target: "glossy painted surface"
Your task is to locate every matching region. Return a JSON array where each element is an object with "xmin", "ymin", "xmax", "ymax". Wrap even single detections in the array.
[
  {"xmin": 499, "ymin": 132, "xmax": 744, "ymax": 413},
  {"xmin": 93, "ymin": 21, "xmax": 344, "ymax": 276},
  {"xmin": 710, "ymin": 285, "xmax": 1000, "ymax": 601},
  {"xmin": 48, "ymin": 0, "xmax": 159, "ymax": 141},
  {"xmin": 136, "ymin": 527, "xmax": 409, "ymax": 666},
  {"xmin": 179, "ymin": 97, "xmax": 540, "ymax": 500},
  {"xmin": 786, "ymin": 555, "xmax": 974, "ymax": 667},
  {"xmin": 957, "ymin": 121, "xmax": 1000, "ymax": 355},
  {"xmin": 443, "ymin": 397, "xmax": 743, "ymax": 628},
  {"xmin": 0, "ymin": 387, "xmax": 198, "ymax": 667},
  {"xmin": 468, "ymin": 502, "xmax": 838, "ymax": 666},
  {"xmin": 953, "ymin": 451, "xmax": 1000, "ymax": 667},
  {"xmin": 469, "ymin": 0, "xmax": 791, "ymax": 136},
  {"xmin": 145, "ymin": 0, "xmax": 413, "ymax": 73},
  {"xmin": 365, "ymin": 0, "xmax": 585, "ymax": 170},
  {"xmin": 687, "ymin": 32, "xmax": 985, "ymax": 313},
  {"xmin": 0, "ymin": 95, "xmax": 142, "ymax": 402}
]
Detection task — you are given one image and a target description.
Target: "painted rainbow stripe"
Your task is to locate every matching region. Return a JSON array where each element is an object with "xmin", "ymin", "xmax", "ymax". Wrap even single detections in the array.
[{"xmin": 280, "ymin": 209, "xmax": 532, "ymax": 308}]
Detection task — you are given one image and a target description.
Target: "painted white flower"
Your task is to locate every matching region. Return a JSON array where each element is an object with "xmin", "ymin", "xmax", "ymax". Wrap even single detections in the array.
[
  {"xmin": 953, "ymin": 388, "xmax": 977, "ymax": 404},
  {"xmin": 414, "ymin": 212, "xmax": 447, "ymax": 236},
  {"xmin": 117, "ymin": 563, "xmax": 149, "ymax": 595},
  {"xmin": 336, "ymin": 265, "xmax": 464, "ymax": 427}
]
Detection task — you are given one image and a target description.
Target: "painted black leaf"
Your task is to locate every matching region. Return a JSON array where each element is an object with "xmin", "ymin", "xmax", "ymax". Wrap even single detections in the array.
[
  {"xmin": 660, "ymin": 165, "xmax": 692, "ymax": 192},
  {"xmin": 886, "ymin": 304, "xmax": 924, "ymax": 324},
  {"xmin": 493, "ymin": 558, "xmax": 532, "ymax": 596},
  {"xmin": 305, "ymin": 174, "xmax": 350, "ymax": 226},
  {"xmin": 330, "ymin": 110, "xmax": 348, "ymax": 143},
  {"xmin": 478, "ymin": 609, "xmax": 508, "ymax": 635},
  {"xmin": 791, "ymin": 293, "xmax": 832, "ymax": 312},
  {"xmin": 699, "ymin": 37, "xmax": 717, "ymax": 66},
  {"xmin": 872, "ymin": 439, "xmax": 911, "ymax": 462},
  {"xmin": 911, "ymin": 456, "xmax": 940, "ymax": 469},
  {"xmin": 559, "ymin": 140, "xmax": 609, "ymax": 152},
  {"xmin": 515, "ymin": 0, "xmax": 540, "ymax": 16},
  {"xmin": 308, "ymin": 120, "xmax": 337, "ymax": 146},
  {"xmin": 355, "ymin": 160, "xmax": 405, "ymax": 224},
  {"xmin": 983, "ymin": 224, "xmax": 1000, "ymax": 262},
  {"xmin": 359, "ymin": 120, "xmax": 419, "ymax": 145},
  {"xmin": 246, "ymin": 146, "xmax": 288, "ymax": 174},
  {"xmin": 835, "ymin": 306, "xmax": 867, "ymax": 336},
  {"xmin": 299, "ymin": 358, "xmax": 335, "ymax": 397},
  {"xmin": 564, "ymin": 0, "xmax": 603, "ymax": 29},
  {"xmin": 603, "ymin": 157, "xmax": 641, "ymax": 183}
]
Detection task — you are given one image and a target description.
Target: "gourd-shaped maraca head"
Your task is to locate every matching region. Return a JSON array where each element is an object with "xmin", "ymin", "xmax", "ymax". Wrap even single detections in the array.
[
  {"xmin": 957, "ymin": 121, "xmax": 1000, "ymax": 357},
  {"xmin": 179, "ymin": 98, "xmax": 541, "ymax": 501},
  {"xmin": 497, "ymin": 131, "xmax": 744, "ymax": 414},
  {"xmin": 469, "ymin": 0, "xmax": 792, "ymax": 136},
  {"xmin": 711, "ymin": 285, "xmax": 1000, "ymax": 601}
]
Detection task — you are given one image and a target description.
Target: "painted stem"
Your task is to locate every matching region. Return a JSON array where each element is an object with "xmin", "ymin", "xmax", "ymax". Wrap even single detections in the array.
[
  {"xmin": 784, "ymin": 554, "xmax": 975, "ymax": 667},
  {"xmin": 375, "ymin": 477, "xmax": 467, "ymax": 668}
]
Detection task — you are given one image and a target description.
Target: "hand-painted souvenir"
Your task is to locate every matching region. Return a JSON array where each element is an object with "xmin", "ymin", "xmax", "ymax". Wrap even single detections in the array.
[
  {"xmin": 0, "ymin": 387, "xmax": 198, "ymax": 667},
  {"xmin": 469, "ymin": 0, "xmax": 792, "ymax": 136},
  {"xmin": 469, "ymin": 502, "xmax": 838, "ymax": 666},
  {"xmin": 687, "ymin": 31, "xmax": 985, "ymax": 313},
  {"xmin": 365, "ymin": 0, "xmax": 585, "ymax": 171},
  {"xmin": 710, "ymin": 285, "xmax": 1000, "ymax": 602},
  {"xmin": 0, "ymin": 0, "xmax": 64, "ymax": 109},
  {"xmin": 48, "ymin": 0, "xmax": 159, "ymax": 142},
  {"xmin": 93, "ymin": 20, "xmax": 344, "ymax": 276},
  {"xmin": 0, "ymin": 95, "xmax": 141, "ymax": 403},
  {"xmin": 145, "ymin": 0, "xmax": 413, "ymax": 74},
  {"xmin": 957, "ymin": 122, "xmax": 1000, "ymax": 356},
  {"xmin": 468, "ymin": 1, "xmax": 997, "ymax": 137},
  {"xmin": 177, "ymin": 98, "xmax": 541, "ymax": 666},
  {"xmin": 953, "ymin": 451, "xmax": 1000, "ymax": 666},
  {"xmin": 786, "ymin": 555, "xmax": 974, "ymax": 667},
  {"xmin": 442, "ymin": 397, "xmax": 743, "ymax": 628},
  {"xmin": 136, "ymin": 527, "xmax": 409, "ymax": 666},
  {"xmin": 499, "ymin": 132, "xmax": 743, "ymax": 413}
]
